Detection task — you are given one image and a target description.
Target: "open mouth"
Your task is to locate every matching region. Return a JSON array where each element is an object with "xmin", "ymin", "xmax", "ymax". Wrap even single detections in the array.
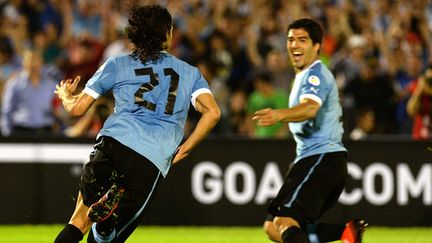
[{"xmin": 291, "ymin": 51, "xmax": 303, "ymax": 62}]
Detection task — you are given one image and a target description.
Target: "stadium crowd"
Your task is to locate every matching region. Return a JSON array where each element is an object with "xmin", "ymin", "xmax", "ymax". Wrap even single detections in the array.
[{"xmin": 0, "ymin": 0, "xmax": 431, "ymax": 140}]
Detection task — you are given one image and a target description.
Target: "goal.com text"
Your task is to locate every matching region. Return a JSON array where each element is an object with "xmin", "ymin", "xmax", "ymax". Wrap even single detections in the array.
[{"xmin": 191, "ymin": 161, "xmax": 432, "ymax": 206}]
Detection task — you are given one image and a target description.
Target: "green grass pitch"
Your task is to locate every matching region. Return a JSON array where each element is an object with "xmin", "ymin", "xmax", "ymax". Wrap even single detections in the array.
[{"xmin": 0, "ymin": 225, "xmax": 432, "ymax": 242}]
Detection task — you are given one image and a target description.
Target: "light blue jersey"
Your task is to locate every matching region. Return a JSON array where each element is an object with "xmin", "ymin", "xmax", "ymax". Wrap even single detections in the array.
[
  {"xmin": 289, "ymin": 60, "xmax": 346, "ymax": 163},
  {"xmin": 83, "ymin": 52, "xmax": 211, "ymax": 177}
]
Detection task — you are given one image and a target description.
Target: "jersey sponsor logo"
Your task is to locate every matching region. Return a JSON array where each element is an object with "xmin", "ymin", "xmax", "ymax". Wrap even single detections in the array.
[
  {"xmin": 308, "ymin": 75, "xmax": 320, "ymax": 86},
  {"xmin": 310, "ymin": 87, "xmax": 319, "ymax": 94}
]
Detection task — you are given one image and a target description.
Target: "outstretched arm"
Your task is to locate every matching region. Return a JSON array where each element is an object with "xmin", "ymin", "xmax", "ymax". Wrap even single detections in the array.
[
  {"xmin": 252, "ymin": 98, "xmax": 320, "ymax": 126},
  {"xmin": 55, "ymin": 76, "xmax": 96, "ymax": 117},
  {"xmin": 172, "ymin": 93, "xmax": 220, "ymax": 164}
]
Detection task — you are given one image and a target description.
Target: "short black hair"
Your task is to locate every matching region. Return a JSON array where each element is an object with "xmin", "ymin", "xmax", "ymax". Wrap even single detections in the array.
[
  {"xmin": 287, "ymin": 18, "xmax": 323, "ymax": 45},
  {"xmin": 254, "ymin": 70, "xmax": 273, "ymax": 84},
  {"xmin": 126, "ymin": 4, "xmax": 172, "ymax": 63}
]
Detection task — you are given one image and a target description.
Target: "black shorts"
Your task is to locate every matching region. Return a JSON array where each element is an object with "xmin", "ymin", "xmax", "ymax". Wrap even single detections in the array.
[
  {"xmin": 267, "ymin": 151, "xmax": 348, "ymax": 225},
  {"xmin": 80, "ymin": 136, "xmax": 163, "ymax": 241}
]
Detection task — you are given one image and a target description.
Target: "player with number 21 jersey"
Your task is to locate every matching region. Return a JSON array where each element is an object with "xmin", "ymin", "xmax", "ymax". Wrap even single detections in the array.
[{"xmin": 85, "ymin": 52, "xmax": 210, "ymax": 176}]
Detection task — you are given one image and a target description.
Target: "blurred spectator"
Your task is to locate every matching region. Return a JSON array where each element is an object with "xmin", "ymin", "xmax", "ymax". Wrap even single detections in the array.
[
  {"xmin": 264, "ymin": 49, "xmax": 295, "ymax": 92},
  {"xmin": 32, "ymin": 30, "xmax": 63, "ymax": 65},
  {"xmin": 344, "ymin": 58, "xmax": 397, "ymax": 134},
  {"xmin": 349, "ymin": 106, "xmax": 375, "ymax": 140},
  {"xmin": 0, "ymin": 0, "xmax": 430, "ymax": 139},
  {"xmin": 64, "ymin": 97, "xmax": 113, "ymax": 138},
  {"xmin": 331, "ymin": 34, "xmax": 368, "ymax": 91},
  {"xmin": 406, "ymin": 65, "xmax": 432, "ymax": 140},
  {"xmin": 245, "ymin": 71, "xmax": 289, "ymax": 139},
  {"xmin": 0, "ymin": 37, "xmax": 20, "ymax": 86},
  {"xmin": 196, "ymin": 58, "xmax": 230, "ymax": 135},
  {"xmin": 100, "ymin": 31, "xmax": 133, "ymax": 63},
  {"xmin": 1, "ymin": 49, "xmax": 59, "ymax": 137},
  {"xmin": 228, "ymin": 88, "xmax": 248, "ymax": 136},
  {"xmin": 205, "ymin": 31, "xmax": 233, "ymax": 84},
  {"xmin": 59, "ymin": 37, "xmax": 104, "ymax": 91},
  {"xmin": 70, "ymin": 0, "xmax": 104, "ymax": 40},
  {"xmin": 39, "ymin": 0, "xmax": 64, "ymax": 36},
  {"xmin": 393, "ymin": 54, "xmax": 424, "ymax": 134},
  {"xmin": 375, "ymin": 2, "xmax": 432, "ymax": 136}
]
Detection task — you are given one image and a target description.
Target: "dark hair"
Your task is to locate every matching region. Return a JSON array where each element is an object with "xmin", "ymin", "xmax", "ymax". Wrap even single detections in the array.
[
  {"xmin": 254, "ymin": 70, "xmax": 273, "ymax": 84},
  {"xmin": 126, "ymin": 4, "xmax": 172, "ymax": 63},
  {"xmin": 287, "ymin": 18, "xmax": 323, "ymax": 45}
]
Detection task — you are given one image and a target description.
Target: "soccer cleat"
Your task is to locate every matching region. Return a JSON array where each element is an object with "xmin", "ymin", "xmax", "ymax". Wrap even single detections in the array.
[
  {"xmin": 88, "ymin": 184, "xmax": 124, "ymax": 222},
  {"xmin": 341, "ymin": 219, "xmax": 368, "ymax": 243}
]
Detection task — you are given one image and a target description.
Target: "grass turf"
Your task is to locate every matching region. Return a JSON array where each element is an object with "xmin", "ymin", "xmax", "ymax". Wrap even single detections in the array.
[{"xmin": 0, "ymin": 225, "xmax": 432, "ymax": 242}]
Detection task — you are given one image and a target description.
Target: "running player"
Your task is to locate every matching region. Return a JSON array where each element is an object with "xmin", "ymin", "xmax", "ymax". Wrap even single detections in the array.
[
  {"xmin": 253, "ymin": 18, "xmax": 367, "ymax": 243},
  {"xmin": 54, "ymin": 4, "xmax": 220, "ymax": 242}
]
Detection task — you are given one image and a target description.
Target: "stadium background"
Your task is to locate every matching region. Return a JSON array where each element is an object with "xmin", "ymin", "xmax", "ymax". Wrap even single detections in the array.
[
  {"xmin": 1, "ymin": 137, "xmax": 431, "ymax": 227},
  {"xmin": 0, "ymin": 0, "xmax": 431, "ymax": 238}
]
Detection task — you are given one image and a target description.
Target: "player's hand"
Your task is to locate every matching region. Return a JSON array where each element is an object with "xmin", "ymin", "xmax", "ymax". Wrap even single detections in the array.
[
  {"xmin": 252, "ymin": 108, "xmax": 280, "ymax": 126},
  {"xmin": 55, "ymin": 76, "xmax": 81, "ymax": 100},
  {"xmin": 171, "ymin": 146, "xmax": 190, "ymax": 165}
]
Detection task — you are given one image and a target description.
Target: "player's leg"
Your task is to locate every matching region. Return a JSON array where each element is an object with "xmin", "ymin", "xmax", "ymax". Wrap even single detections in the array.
[
  {"xmin": 313, "ymin": 152, "xmax": 367, "ymax": 243},
  {"xmin": 266, "ymin": 152, "xmax": 355, "ymax": 243},
  {"xmin": 70, "ymin": 192, "xmax": 93, "ymax": 233},
  {"xmin": 264, "ymin": 214, "xmax": 367, "ymax": 243},
  {"xmin": 301, "ymin": 152, "xmax": 367, "ymax": 243},
  {"xmin": 110, "ymin": 161, "xmax": 163, "ymax": 241},
  {"xmin": 87, "ymin": 137, "xmax": 163, "ymax": 242},
  {"xmin": 297, "ymin": 220, "xmax": 367, "ymax": 243},
  {"xmin": 265, "ymin": 158, "xmax": 315, "ymax": 243},
  {"xmin": 55, "ymin": 137, "xmax": 117, "ymax": 243},
  {"xmin": 87, "ymin": 171, "xmax": 162, "ymax": 243},
  {"xmin": 263, "ymin": 215, "xmax": 281, "ymax": 242},
  {"xmin": 274, "ymin": 216, "xmax": 309, "ymax": 243},
  {"xmin": 69, "ymin": 136, "xmax": 123, "ymax": 242},
  {"xmin": 54, "ymin": 192, "xmax": 92, "ymax": 243},
  {"xmin": 301, "ymin": 162, "xmax": 348, "ymax": 243}
]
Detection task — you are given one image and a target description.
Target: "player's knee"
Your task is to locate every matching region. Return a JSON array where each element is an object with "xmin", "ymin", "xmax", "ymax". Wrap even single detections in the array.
[
  {"xmin": 263, "ymin": 221, "xmax": 281, "ymax": 242},
  {"xmin": 273, "ymin": 216, "xmax": 300, "ymax": 232}
]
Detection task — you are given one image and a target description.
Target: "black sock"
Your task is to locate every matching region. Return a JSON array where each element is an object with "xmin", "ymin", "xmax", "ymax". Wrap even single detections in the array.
[
  {"xmin": 54, "ymin": 224, "xmax": 83, "ymax": 243},
  {"xmin": 281, "ymin": 226, "xmax": 310, "ymax": 243},
  {"xmin": 305, "ymin": 222, "xmax": 345, "ymax": 242}
]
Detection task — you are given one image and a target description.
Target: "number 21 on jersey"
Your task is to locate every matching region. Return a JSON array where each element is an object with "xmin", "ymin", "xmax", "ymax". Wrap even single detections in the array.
[{"xmin": 134, "ymin": 67, "xmax": 179, "ymax": 115}]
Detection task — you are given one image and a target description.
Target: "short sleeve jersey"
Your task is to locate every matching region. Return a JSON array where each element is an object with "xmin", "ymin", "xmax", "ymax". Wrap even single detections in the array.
[
  {"xmin": 83, "ymin": 53, "xmax": 211, "ymax": 176},
  {"xmin": 288, "ymin": 60, "xmax": 346, "ymax": 163}
]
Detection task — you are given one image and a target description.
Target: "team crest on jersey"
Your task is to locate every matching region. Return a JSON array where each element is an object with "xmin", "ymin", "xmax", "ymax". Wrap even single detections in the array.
[{"xmin": 308, "ymin": 75, "xmax": 320, "ymax": 86}]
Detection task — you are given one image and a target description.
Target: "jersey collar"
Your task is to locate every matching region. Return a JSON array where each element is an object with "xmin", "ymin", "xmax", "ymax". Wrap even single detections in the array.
[{"xmin": 296, "ymin": 60, "xmax": 321, "ymax": 77}]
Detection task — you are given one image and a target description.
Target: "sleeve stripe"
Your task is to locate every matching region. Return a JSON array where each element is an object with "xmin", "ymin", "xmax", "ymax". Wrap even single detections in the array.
[
  {"xmin": 191, "ymin": 88, "xmax": 212, "ymax": 109},
  {"xmin": 300, "ymin": 94, "xmax": 322, "ymax": 105},
  {"xmin": 83, "ymin": 87, "xmax": 101, "ymax": 99}
]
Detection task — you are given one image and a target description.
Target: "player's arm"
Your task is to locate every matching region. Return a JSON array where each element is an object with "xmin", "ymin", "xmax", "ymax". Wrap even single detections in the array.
[
  {"xmin": 407, "ymin": 77, "xmax": 426, "ymax": 118},
  {"xmin": 252, "ymin": 98, "xmax": 320, "ymax": 126},
  {"xmin": 55, "ymin": 76, "xmax": 96, "ymax": 117},
  {"xmin": 172, "ymin": 93, "xmax": 220, "ymax": 164}
]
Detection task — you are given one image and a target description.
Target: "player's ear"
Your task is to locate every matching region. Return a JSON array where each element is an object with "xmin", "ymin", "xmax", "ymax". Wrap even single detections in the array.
[
  {"xmin": 313, "ymin": 42, "xmax": 321, "ymax": 55},
  {"xmin": 164, "ymin": 26, "xmax": 173, "ymax": 50}
]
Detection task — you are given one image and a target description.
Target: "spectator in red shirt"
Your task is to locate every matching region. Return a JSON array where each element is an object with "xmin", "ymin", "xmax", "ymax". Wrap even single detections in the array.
[{"xmin": 407, "ymin": 65, "xmax": 432, "ymax": 140}]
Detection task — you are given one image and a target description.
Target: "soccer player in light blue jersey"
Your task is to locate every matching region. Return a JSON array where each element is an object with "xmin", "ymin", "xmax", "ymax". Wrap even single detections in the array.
[
  {"xmin": 253, "ymin": 19, "xmax": 366, "ymax": 243},
  {"xmin": 54, "ymin": 4, "xmax": 220, "ymax": 243}
]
